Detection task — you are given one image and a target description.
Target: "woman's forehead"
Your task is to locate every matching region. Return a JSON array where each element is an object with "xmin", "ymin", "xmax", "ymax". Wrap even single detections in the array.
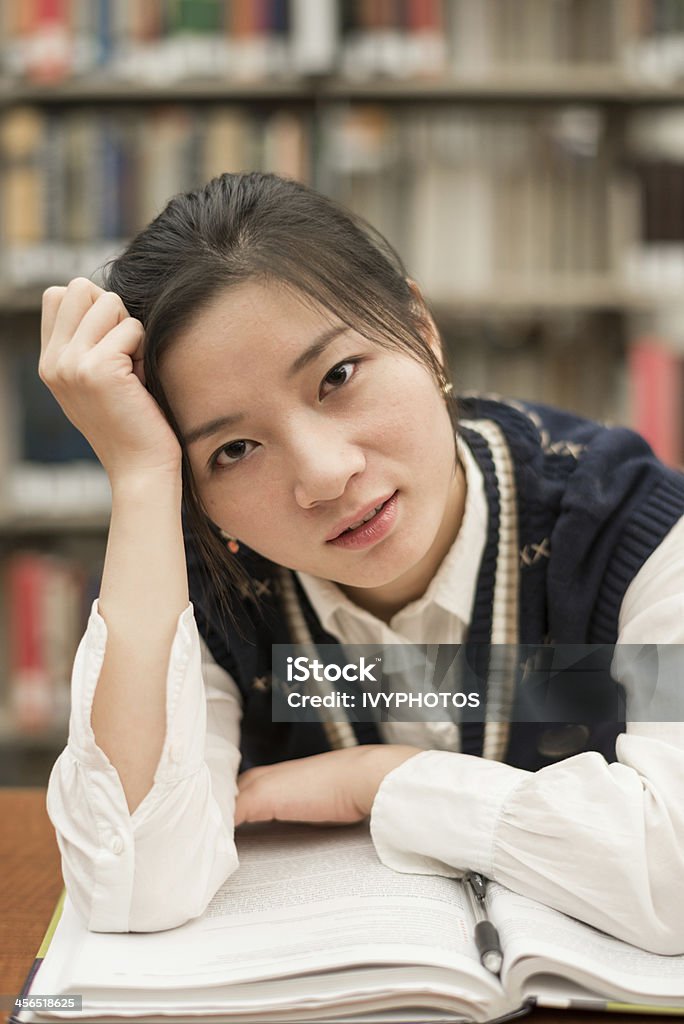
[{"xmin": 176, "ymin": 280, "xmax": 344, "ymax": 352}]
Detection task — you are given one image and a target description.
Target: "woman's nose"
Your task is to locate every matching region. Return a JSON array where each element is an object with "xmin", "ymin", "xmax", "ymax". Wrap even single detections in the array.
[{"xmin": 291, "ymin": 428, "xmax": 366, "ymax": 509}]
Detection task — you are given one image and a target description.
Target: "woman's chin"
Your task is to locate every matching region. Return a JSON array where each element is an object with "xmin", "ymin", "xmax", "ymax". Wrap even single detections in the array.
[{"xmin": 326, "ymin": 537, "xmax": 436, "ymax": 594}]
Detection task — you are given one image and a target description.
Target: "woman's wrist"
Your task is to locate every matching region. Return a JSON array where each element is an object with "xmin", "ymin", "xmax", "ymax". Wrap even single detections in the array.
[
  {"xmin": 356, "ymin": 744, "xmax": 424, "ymax": 817},
  {"xmin": 109, "ymin": 462, "xmax": 183, "ymax": 505}
]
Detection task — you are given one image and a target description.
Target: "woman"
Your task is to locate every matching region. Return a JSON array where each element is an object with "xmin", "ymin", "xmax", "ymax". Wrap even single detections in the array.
[{"xmin": 41, "ymin": 173, "xmax": 684, "ymax": 950}]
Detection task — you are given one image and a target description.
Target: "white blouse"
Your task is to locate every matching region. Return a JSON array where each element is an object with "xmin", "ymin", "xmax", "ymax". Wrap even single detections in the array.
[{"xmin": 46, "ymin": 440, "xmax": 684, "ymax": 952}]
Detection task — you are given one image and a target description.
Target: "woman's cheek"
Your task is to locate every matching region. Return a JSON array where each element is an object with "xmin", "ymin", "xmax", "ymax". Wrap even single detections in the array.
[{"xmin": 203, "ymin": 487, "xmax": 248, "ymax": 535}]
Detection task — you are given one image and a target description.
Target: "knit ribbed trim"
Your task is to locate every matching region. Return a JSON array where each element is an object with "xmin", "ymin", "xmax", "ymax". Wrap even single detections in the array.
[
  {"xmin": 591, "ymin": 474, "xmax": 684, "ymax": 644},
  {"xmin": 459, "ymin": 427, "xmax": 499, "ymax": 647},
  {"xmin": 460, "ymin": 420, "xmax": 520, "ymax": 762},
  {"xmin": 277, "ymin": 567, "xmax": 359, "ymax": 750}
]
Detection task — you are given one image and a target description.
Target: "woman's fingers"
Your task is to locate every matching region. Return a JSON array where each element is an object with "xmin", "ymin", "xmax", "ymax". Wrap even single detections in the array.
[
  {"xmin": 65, "ymin": 317, "xmax": 146, "ymax": 387},
  {"xmin": 40, "ymin": 280, "xmax": 139, "ymax": 388},
  {"xmin": 68, "ymin": 290, "xmax": 130, "ymax": 356},
  {"xmin": 41, "ymin": 277, "xmax": 105, "ymax": 361},
  {"xmin": 36, "ymin": 279, "xmax": 181, "ymax": 479},
  {"xmin": 40, "ymin": 286, "xmax": 67, "ymax": 350},
  {"xmin": 94, "ymin": 317, "xmax": 147, "ymax": 383}
]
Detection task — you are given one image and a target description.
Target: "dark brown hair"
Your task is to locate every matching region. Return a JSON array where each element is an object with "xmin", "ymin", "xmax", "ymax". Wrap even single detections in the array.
[{"xmin": 101, "ymin": 171, "xmax": 455, "ymax": 626}]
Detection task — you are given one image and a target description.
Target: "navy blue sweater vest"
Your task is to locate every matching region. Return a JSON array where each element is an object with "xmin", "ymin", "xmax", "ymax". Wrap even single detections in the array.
[{"xmin": 185, "ymin": 397, "xmax": 684, "ymax": 773}]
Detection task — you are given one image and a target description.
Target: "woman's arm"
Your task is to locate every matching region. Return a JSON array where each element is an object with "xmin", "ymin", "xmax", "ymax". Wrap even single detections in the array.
[
  {"xmin": 40, "ymin": 279, "xmax": 240, "ymax": 931},
  {"xmin": 90, "ymin": 469, "xmax": 187, "ymax": 814},
  {"xmin": 369, "ymin": 516, "xmax": 684, "ymax": 955},
  {"xmin": 46, "ymin": 617, "xmax": 241, "ymax": 932},
  {"xmin": 39, "ymin": 278, "xmax": 190, "ymax": 814}
]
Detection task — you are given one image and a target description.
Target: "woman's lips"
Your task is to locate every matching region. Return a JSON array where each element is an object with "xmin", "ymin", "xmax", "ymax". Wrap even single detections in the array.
[
  {"xmin": 325, "ymin": 491, "xmax": 396, "ymax": 541},
  {"xmin": 326, "ymin": 491, "xmax": 399, "ymax": 550}
]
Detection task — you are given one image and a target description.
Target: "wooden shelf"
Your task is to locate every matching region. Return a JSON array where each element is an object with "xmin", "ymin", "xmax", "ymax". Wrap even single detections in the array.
[
  {"xmin": 430, "ymin": 281, "xmax": 676, "ymax": 315},
  {"xmin": 0, "ymin": 511, "xmax": 110, "ymax": 537},
  {"xmin": 322, "ymin": 73, "xmax": 684, "ymax": 104},
  {"xmin": 0, "ymin": 282, "xmax": 679, "ymax": 319},
  {"xmin": 0, "ymin": 75, "xmax": 316, "ymax": 106},
  {"xmin": 0, "ymin": 726, "xmax": 67, "ymax": 750},
  {"xmin": 3, "ymin": 71, "xmax": 684, "ymax": 106},
  {"xmin": 0, "ymin": 289, "xmax": 47, "ymax": 315}
]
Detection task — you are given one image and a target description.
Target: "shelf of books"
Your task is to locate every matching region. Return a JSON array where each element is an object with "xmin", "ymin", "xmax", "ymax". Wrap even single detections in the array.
[{"xmin": 2, "ymin": 0, "xmax": 684, "ymax": 783}]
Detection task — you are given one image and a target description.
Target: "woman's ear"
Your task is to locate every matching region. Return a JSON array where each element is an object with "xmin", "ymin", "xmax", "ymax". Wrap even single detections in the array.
[{"xmin": 406, "ymin": 277, "xmax": 444, "ymax": 365}]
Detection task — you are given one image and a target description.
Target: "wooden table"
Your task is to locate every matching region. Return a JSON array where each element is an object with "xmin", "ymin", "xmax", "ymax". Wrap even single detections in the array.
[
  {"xmin": 0, "ymin": 787, "xmax": 675, "ymax": 1024},
  {"xmin": 0, "ymin": 789, "xmax": 63, "ymax": 1024}
]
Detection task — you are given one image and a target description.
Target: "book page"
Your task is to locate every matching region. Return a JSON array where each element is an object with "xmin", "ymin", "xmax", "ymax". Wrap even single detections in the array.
[
  {"xmin": 36, "ymin": 822, "xmax": 506, "ymax": 1017},
  {"xmin": 488, "ymin": 884, "xmax": 684, "ymax": 1005},
  {"xmin": 36, "ymin": 965, "xmax": 502, "ymax": 1023}
]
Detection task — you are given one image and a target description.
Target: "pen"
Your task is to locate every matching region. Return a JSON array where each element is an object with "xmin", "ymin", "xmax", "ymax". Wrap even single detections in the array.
[{"xmin": 464, "ymin": 871, "xmax": 504, "ymax": 976}]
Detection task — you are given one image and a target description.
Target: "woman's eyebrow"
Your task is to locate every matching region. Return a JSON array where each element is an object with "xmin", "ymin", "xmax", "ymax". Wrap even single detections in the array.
[
  {"xmin": 286, "ymin": 324, "xmax": 351, "ymax": 378},
  {"xmin": 184, "ymin": 411, "xmax": 245, "ymax": 447}
]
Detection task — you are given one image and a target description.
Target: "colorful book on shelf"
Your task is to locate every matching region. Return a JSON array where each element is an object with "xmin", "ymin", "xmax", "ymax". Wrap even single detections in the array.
[
  {"xmin": 0, "ymin": 106, "xmax": 45, "ymax": 245},
  {"xmin": 7, "ymin": 550, "xmax": 86, "ymax": 735},
  {"xmin": 18, "ymin": 0, "xmax": 73, "ymax": 83},
  {"xmin": 0, "ymin": 102, "xmax": 315, "ymax": 287},
  {"xmin": 8, "ymin": 822, "xmax": 684, "ymax": 1022},
  {"xmin": 340, "ymin": 0, "xmax": 447, "ymax": 78},
  {"xmin": 7, "ymin": 551, "xmax": 54, "ymax": 734},
  {"xmin": 290, "ymin": 0, "xmax": 337, "ymax": 73},
  {"xmin": 8, "ymin": 0, "xmax": 684, "ymax": 84},
  {"xmin": 629, "ymin": 338, "xmax": 684, "ymax": 469}
]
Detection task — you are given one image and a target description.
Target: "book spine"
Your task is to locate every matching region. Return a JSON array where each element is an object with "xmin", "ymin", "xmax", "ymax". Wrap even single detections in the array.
[
  {"xmin": 291, "ymin": 0, "xmax": 337, "ymax": 75},
  {"xmin": 447, "ymin": 0, "xmax": 492, "ymax": 77},
  {"xmin": 227, "ymin": 0, "xmax": 264, "ymax": 79},
  {"xmin": 41, "ymin": 555, "xmax": 84, "ymax": 729},
  {"xmin": 22, "ymin": 0, "xmax": 73, "ymax": 82},
  {"xmin": 628, "ymin": 337, "xmax": 684, "ymax": 468},
  {"xmin": 404, "ymin": 0, "xmax": 447, "ymax": 77},
  {"xmin": 93, "ymin": 0, "xmax": 114, "ymax": 71},
  {"xmin": 8, "ymin": 552, "xmax": 53, "ymax": 734},
  {"xmin": 0, "ymin": 107, "xmax": 46, "ymax": 250}
]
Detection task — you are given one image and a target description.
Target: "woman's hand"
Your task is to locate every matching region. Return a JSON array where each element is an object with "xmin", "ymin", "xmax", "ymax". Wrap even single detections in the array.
[
  {"xmin": 234, "ymin": 745, "xmax": 422, "ymax": 827},
  {"xmin": 39, "ymin": 277, "xmax": 182, "ymax": 483}
]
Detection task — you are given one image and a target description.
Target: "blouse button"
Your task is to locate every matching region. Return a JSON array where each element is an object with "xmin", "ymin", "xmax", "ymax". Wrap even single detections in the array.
[
  {"xmin": 109, "ymin": 832, "xmax": 124, "ymax": 855},
  {"xmin": 536, "ymin": 724, "xmax": 590, "ymax": 760}
]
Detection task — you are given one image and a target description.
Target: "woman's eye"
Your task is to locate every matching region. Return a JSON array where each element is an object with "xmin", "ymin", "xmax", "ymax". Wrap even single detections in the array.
[
  {"xmin": 211, "ymin": 439, "xmax": 257, "ymax": 469},
  {"xmin": 320, "ymin": 360, "xmax": 357, "ymax": 398}
]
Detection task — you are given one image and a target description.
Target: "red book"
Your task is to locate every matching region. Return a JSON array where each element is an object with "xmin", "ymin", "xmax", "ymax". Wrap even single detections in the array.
[
  {"xmin": 230, "ymin": 0, "xmax": 258, "ymax": 37},
  {"xmin": 628, "ymin": 338, "xmax": 684, "ymax": 469},
  {"xmin": 7, "ymin": 553, "xmax": 54, "ymax": 733},
  {"xmin": 406, "ymin": 0, "xmax": 443, "ymax": 32},
  {"xmin": 404, "ymin": 0, "xmax": 445, "ymax": 75},
  {"xmin": 25, "ymin": 0, "xmax": 72, "ymax": 82}
]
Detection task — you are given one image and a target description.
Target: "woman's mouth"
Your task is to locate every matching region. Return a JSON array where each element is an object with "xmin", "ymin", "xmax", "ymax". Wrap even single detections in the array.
[{"xmin": 326, "ymin": 492, "xmax": 399, "ymax": 550}]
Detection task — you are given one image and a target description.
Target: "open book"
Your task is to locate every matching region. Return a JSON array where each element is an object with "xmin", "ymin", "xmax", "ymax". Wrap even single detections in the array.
[{"xmin": 12, "ymin": 821, "xmax": 684, "ymax": 1023}]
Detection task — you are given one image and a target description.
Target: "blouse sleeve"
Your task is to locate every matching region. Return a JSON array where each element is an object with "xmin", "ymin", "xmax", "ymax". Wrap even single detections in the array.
[
  {"xmin": 370, "ymin": 517, "xmax": 684, "ymax": 955},
  {"xmin": 45, "ymin": 600, "xmax": 242, "ymax": 933}
]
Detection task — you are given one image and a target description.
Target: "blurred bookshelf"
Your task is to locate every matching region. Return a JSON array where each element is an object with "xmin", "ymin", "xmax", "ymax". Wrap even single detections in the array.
[{"xmin": 1, "ymin": 0, "xmax": 684, "ymax": 784}]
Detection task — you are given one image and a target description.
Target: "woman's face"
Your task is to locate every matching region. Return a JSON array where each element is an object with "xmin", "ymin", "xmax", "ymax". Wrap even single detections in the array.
[{"xmin": 160, "ymin": 279, "xmax": 463, "ymax": 611}]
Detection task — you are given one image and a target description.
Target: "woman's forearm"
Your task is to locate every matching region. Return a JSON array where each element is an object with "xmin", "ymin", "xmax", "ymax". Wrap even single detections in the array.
[{"xmin": 91, "ymin": 467, "xmax": 189, "ymax": 815}]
